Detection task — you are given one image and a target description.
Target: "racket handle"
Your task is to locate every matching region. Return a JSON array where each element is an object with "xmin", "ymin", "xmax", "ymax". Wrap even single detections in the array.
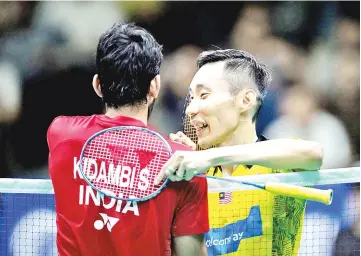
[{"xmin": 265, "ymin": 182, "xmax": 333, "ymax": 205}]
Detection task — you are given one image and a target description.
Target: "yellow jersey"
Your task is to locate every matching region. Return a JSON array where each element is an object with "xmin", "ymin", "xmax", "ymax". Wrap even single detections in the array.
[{"xmin": 205, "ymin": 164, "xmax": 306, "ymax": 256}]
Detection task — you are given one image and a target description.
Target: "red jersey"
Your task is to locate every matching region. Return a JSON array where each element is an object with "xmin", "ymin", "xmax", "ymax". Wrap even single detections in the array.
[{"xmin": 47, "ymin": 115, "xmax": 209, "ymax": 256}]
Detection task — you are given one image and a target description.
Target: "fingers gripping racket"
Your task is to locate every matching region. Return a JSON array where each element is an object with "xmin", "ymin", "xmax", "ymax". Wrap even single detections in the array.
[{"xmin": 79, "ymin": 126, "xmax": 172, "ymax": 202}]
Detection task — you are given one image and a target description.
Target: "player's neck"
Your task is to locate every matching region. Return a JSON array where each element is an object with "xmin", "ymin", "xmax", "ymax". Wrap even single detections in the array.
[
  {"xmin": 219, "ymin": 122, "xmax": 258, "ymax": 176},
  {"xmin": 219, "ymin": 122, "xmax": 258, "ymax": 147},
  {"xmin": 105, "ymin": 106, "xmax": 148, "ymax": 125}
]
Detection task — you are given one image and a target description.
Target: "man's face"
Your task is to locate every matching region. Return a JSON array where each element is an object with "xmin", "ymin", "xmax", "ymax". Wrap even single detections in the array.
[{"xmin": 186, "ymin": 62, "xmax": 243, "ymax": 148}]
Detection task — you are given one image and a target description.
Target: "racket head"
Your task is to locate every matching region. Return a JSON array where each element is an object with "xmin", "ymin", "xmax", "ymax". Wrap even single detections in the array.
[{"xmin": 79, "ymin": 126, "xmax": 171, "ymax": 202}]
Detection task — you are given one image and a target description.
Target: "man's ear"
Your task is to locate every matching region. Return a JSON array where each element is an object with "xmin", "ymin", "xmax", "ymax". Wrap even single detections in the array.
[
  {"xmin": 235, "ymin": 89, "xmax": 257, "ymax": 113},
  {"xmin": 92, "ymin": 74, "xmax": 102, "ymax": 98},
  {"xmin": 149, "ymin": 75, "xmax": 161, "ymax": 100}
]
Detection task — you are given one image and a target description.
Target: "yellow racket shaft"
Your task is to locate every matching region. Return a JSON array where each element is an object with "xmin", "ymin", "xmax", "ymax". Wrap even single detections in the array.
[{"xmin": 265, "ymin": 182, "xmax": 333, "ymax": 205}]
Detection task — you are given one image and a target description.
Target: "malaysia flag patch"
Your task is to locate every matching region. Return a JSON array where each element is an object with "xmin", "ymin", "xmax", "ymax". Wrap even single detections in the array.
[{"xmin": 219, "ymin": 192, "xmax": 232, "ymax": 205}]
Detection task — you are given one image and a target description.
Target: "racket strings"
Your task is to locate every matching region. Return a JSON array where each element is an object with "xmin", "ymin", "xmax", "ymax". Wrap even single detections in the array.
[{"xmin": 81, "ymin": 129, "xmax": 170, "ymax": 200}]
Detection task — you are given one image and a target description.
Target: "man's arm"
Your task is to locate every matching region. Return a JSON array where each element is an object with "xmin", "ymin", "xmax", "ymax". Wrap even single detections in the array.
[
  {"xmin": 206, "ymin": 139, "xmax": 323, "ymax": 171},
  {"xmin": 155, "ymin": 138, "xmax": 323, "ymax": 184},
  {"xmin": 172, "ymin": 234, "xmax": 206, "ymax": 256}
]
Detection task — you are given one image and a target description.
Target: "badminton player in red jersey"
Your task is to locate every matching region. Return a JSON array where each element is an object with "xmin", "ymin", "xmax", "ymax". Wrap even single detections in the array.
[{"xmin": 47, "ymin": 23, "xmax": 209, "ymax": 256}]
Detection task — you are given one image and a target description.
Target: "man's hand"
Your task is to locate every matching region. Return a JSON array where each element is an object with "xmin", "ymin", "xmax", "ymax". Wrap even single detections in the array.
[
  {"xmin": 169, "ymin": 131, "xmax": 196, "ymax": 150},
  {"xmin": 154, "ymin": 150, "xmax": 212, "ymax": 185}
]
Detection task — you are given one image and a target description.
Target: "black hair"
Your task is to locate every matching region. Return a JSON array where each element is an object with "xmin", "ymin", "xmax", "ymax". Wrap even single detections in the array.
[{"xmin": 96, "ymin": 23, "xmax": 163, "ymax": 108}]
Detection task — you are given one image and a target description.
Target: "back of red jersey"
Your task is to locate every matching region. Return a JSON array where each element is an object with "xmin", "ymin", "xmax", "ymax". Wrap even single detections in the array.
[{"xmin": 47, "ymin": 115, "xmax": 209, "ymax": 256}]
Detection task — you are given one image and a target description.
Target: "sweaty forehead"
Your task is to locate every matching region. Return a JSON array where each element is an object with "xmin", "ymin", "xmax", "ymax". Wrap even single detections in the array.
[{"xmin": 189, "ymin": 62, "xmax": 230, "ymax": 92}]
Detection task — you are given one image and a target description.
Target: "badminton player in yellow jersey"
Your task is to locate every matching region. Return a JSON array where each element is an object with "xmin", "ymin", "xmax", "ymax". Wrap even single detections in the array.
[{"xmin": 155, "ymin": 49, "xmax": 324, "ymax": 256}]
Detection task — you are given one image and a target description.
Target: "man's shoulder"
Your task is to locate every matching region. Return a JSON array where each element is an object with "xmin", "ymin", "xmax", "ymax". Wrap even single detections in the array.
[
  {"xmin": 49, "ymin": 115, "xmax": 95, "ymax": 127},
  {"xmin": 47, "ymin": 115, "xmax": 96, "ymax": 150}
]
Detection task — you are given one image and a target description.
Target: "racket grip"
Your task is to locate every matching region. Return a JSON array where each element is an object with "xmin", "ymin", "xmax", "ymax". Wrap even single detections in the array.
[{"xmin": 265, "ymin": 182, "xmax": 333, "ymax": 205}]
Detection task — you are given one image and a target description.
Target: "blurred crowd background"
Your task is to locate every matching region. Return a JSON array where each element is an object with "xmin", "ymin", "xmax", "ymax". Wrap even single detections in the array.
[
  {"xmin": 0, "ymin": 1, "xmax": 359, "ymax": 179},
  {"xmin": 0, "ymin": 1, "xmax": 359, "ymax": 255}
]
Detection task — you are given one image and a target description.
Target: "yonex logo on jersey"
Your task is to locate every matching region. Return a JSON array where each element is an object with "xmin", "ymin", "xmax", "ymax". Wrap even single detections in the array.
[
  {"xmin": 94, "ymin": 213, "xmax": 119, "ymax": 232},
  {"xmin": 205, "ymin": 205, "xmax": 263, "ymax": 255}
]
